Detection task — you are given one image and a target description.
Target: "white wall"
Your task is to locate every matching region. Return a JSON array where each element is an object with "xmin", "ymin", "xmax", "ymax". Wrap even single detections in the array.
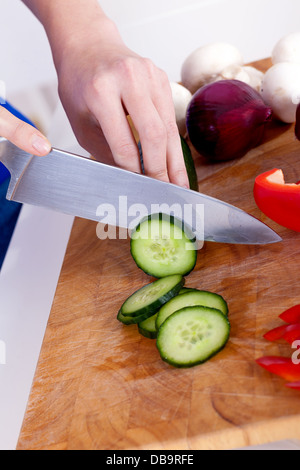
[{"xmin": 0, "ymin": 0, "xmax": 300, "ymax": 97}]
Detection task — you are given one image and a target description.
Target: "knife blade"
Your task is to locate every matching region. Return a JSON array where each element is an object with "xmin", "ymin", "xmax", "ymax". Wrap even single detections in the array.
[{"xmin": 0, "ymin": 137, "xmax": 281, "ymax": 245}]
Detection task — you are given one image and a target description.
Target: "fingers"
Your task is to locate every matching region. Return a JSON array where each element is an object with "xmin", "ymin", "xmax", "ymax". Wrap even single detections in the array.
[
  {"xmin": 122, "ymin": 64, "xmax": 189, "ymax": 188},
  {"xmin": 88, "ymin": 94, "xmax": 142, "ymax": 174},
  {"xmin": 124, "ymin": 95, "xmax": 169, "ymax": 183},
  {"xmin": 0, "ymin": 106, "xmax": 51, "ymax": 156},
  {"xmin": 151, "ymin": 72, "xmax": 190, "ymax": 188}
]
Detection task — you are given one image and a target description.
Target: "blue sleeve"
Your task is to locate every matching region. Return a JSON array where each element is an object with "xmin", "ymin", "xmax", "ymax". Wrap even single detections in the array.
[{"xmin": 0, "ymin": 101, "xmax": 37, "ymax": 269}]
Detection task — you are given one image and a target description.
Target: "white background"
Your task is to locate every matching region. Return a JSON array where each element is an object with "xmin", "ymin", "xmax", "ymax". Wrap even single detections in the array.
[
  {"xmin": 1, "ymin": 0, "xmax": 300, "ymax": 95},
  {"xmin": 0, "ymin": 0, "xmax": 300, "ymax": 451}
]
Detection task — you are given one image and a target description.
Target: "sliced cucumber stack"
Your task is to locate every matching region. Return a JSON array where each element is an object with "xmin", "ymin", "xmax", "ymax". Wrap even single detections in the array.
[
  {"xmin": 117, "ymin": 209, "xmax": 231, "ymax": 368},
  {"xmin": 179, "ymin": 288, "xmax": 201, "ymax": 295},
  {"xmin": 157, "ymin": 306, "xmax": 230, "ymax": 368},
  {"xmin": 131, "ymin": 214, "xmax": 197, "ymax": 279},
  {"xmin": 138, "ymin": 314, "xmax": 158, "ymax": 339},
  {"xmin": 117, "ymin": 274, "xmax": 184, "ymax": 325},
  {"xmin": 156, "ymin": 290, "xmax": 228, "ymax": 330}
]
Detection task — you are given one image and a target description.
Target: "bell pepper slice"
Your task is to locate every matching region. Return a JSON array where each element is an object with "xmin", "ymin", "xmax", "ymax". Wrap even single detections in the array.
[
  {"xmin": 279, "ymin": 305, "xmax": 300, "ymax": 324},
  {"xmin": 254, "ymin": 169, "xmax": 300, "ymax": 232},
  {"xmin": 264, "ymin": 323, "xmax": 300, "ymax": 344},
  {"xmin": 256, "ymin": 356, "xmax": 300, "ymax": 381},
  {"xmin": 286, "ymin": 381, "xmax": 300, "ymax": 390}
]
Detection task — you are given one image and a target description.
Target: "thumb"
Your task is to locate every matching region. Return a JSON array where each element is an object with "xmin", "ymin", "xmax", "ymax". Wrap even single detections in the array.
[{"xmin": 0, "ymin": 105, "xmax": 51, "ymax": 156}]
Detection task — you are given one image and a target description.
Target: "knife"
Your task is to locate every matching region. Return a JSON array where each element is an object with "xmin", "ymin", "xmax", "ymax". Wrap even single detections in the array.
[{"xmin": 0, "ymin": 137, "xmax": 281, "ymax": 245}]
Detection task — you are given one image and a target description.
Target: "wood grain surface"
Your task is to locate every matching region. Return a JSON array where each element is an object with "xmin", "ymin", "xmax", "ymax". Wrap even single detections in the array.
[{"xmin": 17, "ymin": 59, "xmax": 300, "ymax": 450}]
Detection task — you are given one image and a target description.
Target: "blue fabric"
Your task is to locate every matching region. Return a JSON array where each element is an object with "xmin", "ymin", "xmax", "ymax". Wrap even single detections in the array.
[
  {"xmin": 0, "ymin": 100, "xmax": 36, "ymax": 269},
  {"xmin": 0, "ymin": 100, "xmax": 36, "ymax": 184}
]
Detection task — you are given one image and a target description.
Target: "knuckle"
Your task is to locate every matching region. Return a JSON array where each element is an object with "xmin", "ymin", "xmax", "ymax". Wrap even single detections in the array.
[
  {"xmin": 115, "ymin": 140, "xmax": 138, "ymax": 161},
  {"xmin": 166, "ymin": 119, "xmax": 180, "ymax": 138},
  {"xmin": 9, "ymin": 119, "xmax": 27, "ymax": 141},
  {"xmin": 149, "ymin": 167, "xmax": 169, "ymax": 181},
  {"xmin": 89, "ymin": 74, "xmax": 108, "ymax": 96},
  {"xmin": 158, "ymin": 68, "xmax": 169, "ymax": 85},
  {"xmin": 143, "ymin": 122, "xmax": 167, "ymax": 144},
  {"xmin": 114, "ymin": 56, "xmax": 137, "ymax": 79},
  {"xmin": 142, "ymin": 57, "xmax": 155, "ymax": 72},
  {"xmin": 173, "ymin": 166, "xmax": 188, "ymax": 181}
]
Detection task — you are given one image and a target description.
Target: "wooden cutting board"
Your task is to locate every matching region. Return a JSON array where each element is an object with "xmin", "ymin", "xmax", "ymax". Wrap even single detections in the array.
[{"xmin": 17, "ymin": 59, "xmax": 300, "ymax": 450}]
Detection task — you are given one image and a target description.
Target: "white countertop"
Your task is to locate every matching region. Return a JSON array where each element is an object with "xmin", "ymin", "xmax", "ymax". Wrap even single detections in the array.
[{"xmin": 1, "ymin": 0, "xmax": 300, "ymax": 450}]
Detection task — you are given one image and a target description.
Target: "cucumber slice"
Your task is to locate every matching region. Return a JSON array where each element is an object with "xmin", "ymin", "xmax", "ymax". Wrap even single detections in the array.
[
  {"xmin": 156, "ymin": 290, "xmax": 228, "ymax": 330},
  {"xmin": 120, "ymin": 274, "xmax": 184, "ymax": 318},
  {"xmin": 117, "ymin": 309, "xmax": 153, "ymax": 325},
  {"xmin": 131, "ymin": 213, "xmax": 197, "ymax": 278},
  {"xmin": 179, "ymin": 288, "xmax": 199, "ymax": 295},
  {"xmin": 157, "ymin": 306, "xmax": 231, "ymax": 368},
  {"xmin": 138, "ymin": 314, "xmax": 158, "ymax": 339}
]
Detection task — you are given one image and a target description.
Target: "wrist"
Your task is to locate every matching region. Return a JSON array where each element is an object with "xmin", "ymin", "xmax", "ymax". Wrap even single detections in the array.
[
  {"xmin": 51, "ymin": 15, "xmax": 122, "ymax": 73},
  {"xmin": 23, "ymin": 0, "xmax": 123, "ymax": 72}
]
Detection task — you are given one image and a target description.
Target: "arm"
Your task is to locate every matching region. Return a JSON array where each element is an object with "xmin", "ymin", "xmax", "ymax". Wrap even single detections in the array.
[{"xmin": 22, "ymin": 0, "xmax": 189, "ymax": 187}]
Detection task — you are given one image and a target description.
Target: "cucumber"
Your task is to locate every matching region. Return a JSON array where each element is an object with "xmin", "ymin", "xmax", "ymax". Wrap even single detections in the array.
[
  {"xmin": 181, "ymin": 136, "xmax": 198, "ymax": 192},
  {"xmin": 117, "ymin": 309, "xmax": 153, "ymax": 325},
  {"xmin": 131, "ymin": 213, "xmax": 197, "ymax": 278},
  {"xmin": 138, "ymin": 314, "xmax": 158, "ymax": 339},
  {"xmin": 156, "ymin": 306, "xmax": 231, "ymax": 368},
  {"xmin": 119, "ymin": 274, "xmax": 184, "ymax": 319},
  {"xmin": 156, "ymin": 290, "xmax": 228, "ymax": 330},
  {"xmin": 179, "ymin": 288, "xmax": 199, "ymax": 295}
]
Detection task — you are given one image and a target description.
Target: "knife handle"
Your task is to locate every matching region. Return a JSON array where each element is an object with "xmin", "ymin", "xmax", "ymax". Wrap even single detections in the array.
[
  {"xmin": 0, "ymin": 101, "xmax": 37, "ymax": 176},
  {"xmin": 0, "ymin": 138, "xmax": 33, "ymax": 180},
  {"xmin": 0, "ymin": 137, "xmax": 12, "ymax": 171}
]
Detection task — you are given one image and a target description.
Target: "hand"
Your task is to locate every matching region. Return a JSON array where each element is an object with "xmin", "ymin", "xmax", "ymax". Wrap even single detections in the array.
[
  {"xmin": 0, "ymin": 105, "xmax": 51, "ymax": 156},
  {"xmin": 55, "ymin": 22, "xmax": 189, "ymax": 187}
]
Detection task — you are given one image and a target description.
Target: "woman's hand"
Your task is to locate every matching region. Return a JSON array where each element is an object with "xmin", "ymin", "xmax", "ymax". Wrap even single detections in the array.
[
  {"xmin": 0, "ymin": 105, "xmax": 51, "ymax": 156},
  {"xmin": 57, "ymin": 36, "xmax": 189, "ymax": 187},
  {"xmin": 21, "ymin": 0, "xmax": 189, "ymax": 187}
]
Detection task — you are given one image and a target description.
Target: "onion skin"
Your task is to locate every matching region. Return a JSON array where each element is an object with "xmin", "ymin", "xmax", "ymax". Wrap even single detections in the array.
[{"xmin": 186, "ymin": 80, "xmax": 273, "ymax": 162}]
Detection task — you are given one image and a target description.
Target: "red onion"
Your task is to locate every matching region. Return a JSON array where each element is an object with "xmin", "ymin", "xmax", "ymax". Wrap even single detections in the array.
[
  {"xmin": 295, "ymin": 103, "xmax": 300, "ymax": 141},
  {"xmin": 186, "ymin": 80, "xmax": 273, "ymax": 162}
]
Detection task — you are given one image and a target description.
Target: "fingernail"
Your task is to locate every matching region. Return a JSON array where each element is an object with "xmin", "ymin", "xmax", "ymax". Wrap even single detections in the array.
[{"xmin": 31, "ymin": 134, "xmax": 51, "ymax": 155}]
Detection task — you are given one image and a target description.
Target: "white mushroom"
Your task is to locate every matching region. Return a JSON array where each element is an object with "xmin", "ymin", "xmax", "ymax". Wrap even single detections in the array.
[
  {"xmin": 242, "ymin": 66, "xmax": 265, "ymax": 93},
  {"xmin": 212, "ymin": 64, "xmax": 250, "ymax": 83},
  {"xmin": 272, "ymin": 32, "xmax": 300, "ymax": 64},
  {"xmin": 261, "ymin": 62, "xmax": 300, "ymax": 123},
  {"xmin": 181, "ymin": 42, "xmax": 243, "ymax": 94},
  {"xmin": 170, "ymin": 82, "xmax": 192, "ymax": 136},
  {"xmin": 209, "ymin": 64, "xmax": 264, "ymax": 93}
]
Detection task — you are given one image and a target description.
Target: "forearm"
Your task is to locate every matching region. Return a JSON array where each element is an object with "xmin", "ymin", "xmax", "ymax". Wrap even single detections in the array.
[{"xmin": 21, "ymin": 0, "xmax": 122, "ymax": 70}]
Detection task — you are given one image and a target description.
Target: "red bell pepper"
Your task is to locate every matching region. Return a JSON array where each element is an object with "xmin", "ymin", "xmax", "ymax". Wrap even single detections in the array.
[
  {"xmin": 264, "ymin": 323, "xmax": 300, "ymax": 344},
  {"xmin": 286, "ymin": 381, "xmax": 300, "ymax": 390},
  {"xmin": 279, "ymin": 305, "xmax": 300, "ymax": 324},
  {"xmin": 254, "ymin": 168, "xmax": 300, "ymax": 232},
  {"xmin": 256, "ymin": 356, "xmax": 300, "ymax": 382}
]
